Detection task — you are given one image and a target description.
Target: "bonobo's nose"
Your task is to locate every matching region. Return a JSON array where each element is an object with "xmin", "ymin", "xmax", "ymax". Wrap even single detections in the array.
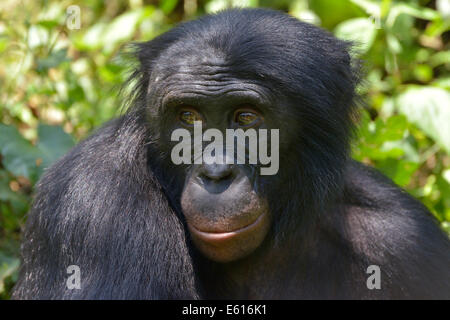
[
  {"xmin": 200, "ymin": 163, "xmax": 235, "ymax": 181},
  {"xmin": 199, "ymin": 153, "xmax": 237, "ymax": 182},
  {"xmin": 198, "ymin": 163, "xmax": 236, "ymax": 194}
]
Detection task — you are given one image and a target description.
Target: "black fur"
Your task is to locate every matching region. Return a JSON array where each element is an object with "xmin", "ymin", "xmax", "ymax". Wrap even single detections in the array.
[{"xmin": 13, "ymin": 8, "xmax": 450, "ymax": 299}]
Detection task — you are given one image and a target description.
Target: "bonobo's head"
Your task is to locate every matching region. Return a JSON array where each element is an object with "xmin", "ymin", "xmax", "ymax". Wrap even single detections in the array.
[{"xmin": 130, "ymin": 9, "xmax": 358, "ymax": 262}]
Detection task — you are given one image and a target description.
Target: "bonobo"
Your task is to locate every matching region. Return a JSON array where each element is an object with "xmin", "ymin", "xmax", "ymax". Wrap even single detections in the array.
[{"xmin": 13, "ymin": 8, "xmax": 450, "ymax": 299}]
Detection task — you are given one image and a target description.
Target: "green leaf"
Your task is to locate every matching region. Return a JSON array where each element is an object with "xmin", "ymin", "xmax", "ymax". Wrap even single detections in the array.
[
  {"xmin": 0, "ymin": 171, "xmax": 15, "ymax": 202},
  {"xmin": 27, "ymin": 25, "xmax": 49, "ymax": 49},
  {"xmin": 0, "ymin": 124, "xmax": 74, "ymax": 181},
  {"xmin": 396, "ymin": 87, "xmax": 450, "ymax": 154},
  {"xmin": 102, "ymin": 10, "xmax": 145, "ymax": 53},
  {"xmin": 442, "ymin": 222, "xmax": 450, "ymax": 234},
  {"xmin": 413, "ymin": 64, "xmax": 433, "ymax": 83},
  {"xmin": 98, "ymin": 63, "xmax": 126, "ymax": 83},
  {"xmin": 386, "ymin": 3, "xmax": 440, "ymax": 27},
  {"xmin": 334, "ymin": 17, "xmax": 377, "ymax": 54},
  {"xmin": 36, "ymin": 48, "xmax": 70, "ymax": 73},
  {"xmin": 37, "ymin": 20, "xmax": 60, "ymax": 29},
  {"xmin": 36, "ymin": 124, "xmax": 75, "ymax": 170},
  {"xmin": 206, "ymin": 0, "xmax": 258, "ymax": 14},
  {"xmin": 377, "ymin": 158, "xmax": 419, "ymax": 186},
  {"xmin": 437, "ymin": 0, "xmax": 450, "ymax": 19},
  {"xmin": 429, "ymin": 51, "xmax": 450, "ymax": 68},
  {"xmin": 0, "ymin": 253, "xmax": 20, "ymax": 294},
  {"xmin": 349, "ymin": 0, "xmax": 380, "ymax": 16},
  {"xmin": 0, "ymin": 125, "xmax": 41, "ymax": 181},
  {"xmin": 161, "ymin": 0, "xmax": 179, "ymax": 14},
  {"xmin": 386, "ymin": 33, "xmax": 402, "ymax": 54},
  {"xmin": 432, "ymin": 77, "xmax": 450, "ymax": 90},
  {"xmin": 310, "ymin": 0, "xmax": 364, "ymax": 29},
  {"xmin": 75, "ymin": 22, "xmax": 108, "ymax": 50}
]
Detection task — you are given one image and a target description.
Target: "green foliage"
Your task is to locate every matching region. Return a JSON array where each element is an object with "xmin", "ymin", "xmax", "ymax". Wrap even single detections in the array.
[{"xmin": 0, "ymin": 0, "xmax": 449, "ymax": 298}]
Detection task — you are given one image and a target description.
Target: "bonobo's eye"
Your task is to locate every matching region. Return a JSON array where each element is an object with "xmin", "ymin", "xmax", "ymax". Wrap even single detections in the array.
[
  {"xmin": 178, "ymin": 108, "xmax": 203, "ymax": 126},
  {"xmin": 234, "ymin": 108, "xmax": 262, "ymax": 128}
]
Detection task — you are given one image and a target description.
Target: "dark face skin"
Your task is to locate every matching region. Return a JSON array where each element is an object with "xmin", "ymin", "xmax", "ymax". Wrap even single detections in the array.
[{"xmin": 148, "ymin": 55, "xmax": 279, "ymax": 262}]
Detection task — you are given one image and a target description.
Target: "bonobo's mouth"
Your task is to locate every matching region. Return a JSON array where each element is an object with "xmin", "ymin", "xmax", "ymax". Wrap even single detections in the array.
[
  {"xmin": 181, "ymin": 169, "xmax": 271, "ymax": 262},
  {"xmin": 187, "ymin": 212, "xmax": 267, "ymax": 243}
]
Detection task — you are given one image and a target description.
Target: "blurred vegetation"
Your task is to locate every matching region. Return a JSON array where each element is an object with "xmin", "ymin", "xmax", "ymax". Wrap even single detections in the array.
[{"xmin": 0, "ymin": 0, "xmax": 449, "ymax": 299}]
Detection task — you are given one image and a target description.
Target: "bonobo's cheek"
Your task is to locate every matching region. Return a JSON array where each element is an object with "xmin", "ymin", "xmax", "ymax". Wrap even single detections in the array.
[{"xmin": 181, "ymin": 174, "xmax": 271, "ymax": 262}]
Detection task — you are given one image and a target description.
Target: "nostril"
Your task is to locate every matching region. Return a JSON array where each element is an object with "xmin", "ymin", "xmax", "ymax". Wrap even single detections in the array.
[
  {"xmin": 202, "ymin": 171, "xmax": 233, "ymax": 181},
  {"xmin": 199, "ymin": 169, "xmax": 235, "ymax": 194},
  {"xmin": 200, "ymin": 164, "xmax": 234, "ymax": 181}
]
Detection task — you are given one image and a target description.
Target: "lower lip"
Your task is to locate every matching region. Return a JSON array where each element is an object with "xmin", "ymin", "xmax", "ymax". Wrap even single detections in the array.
[{"xmin": 188, "ymin": 213, "xmax": 265, "ymax": 243}]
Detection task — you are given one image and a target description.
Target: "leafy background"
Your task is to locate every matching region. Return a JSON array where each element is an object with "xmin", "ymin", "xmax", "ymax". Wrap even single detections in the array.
[{"xmin": 0, "ymin": 0, "xmax": 449, "ymax": 299}]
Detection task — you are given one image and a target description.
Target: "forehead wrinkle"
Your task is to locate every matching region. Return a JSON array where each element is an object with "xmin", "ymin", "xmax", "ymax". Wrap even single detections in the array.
[
  {"xmin": 148, "ymin": 57, "xmax": 276, "ymax": 112},
  {"xmin": 153, "ymin": 63, "xmax": 236, "ymax": 84},
  {"xmin": 159, "ymin": 83, "xmax": 272, "ymax": 119}
]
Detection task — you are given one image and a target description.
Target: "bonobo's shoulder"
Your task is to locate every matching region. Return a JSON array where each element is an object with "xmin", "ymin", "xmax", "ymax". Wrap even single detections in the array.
[
  {"xmin": 340, "ymin": 160, "xmax": 444, "ymax": 234},
  {"xmin": 37, "ymin": 114, "xmax": 149, "ymax": 187},
  {"xmin": 343, "ymin": 160, "xmax": 430, "ymax": 214},
  {"xmin": 72, "ymin": 115, "xmax": 144, "ymax": 150},
  {"xmin": 340, "ymin": 161, "xmax": 450, "ymax": 282},
  {"xmin": 54, "ymin": 115, "xmax": 146, "ymax": 164}
]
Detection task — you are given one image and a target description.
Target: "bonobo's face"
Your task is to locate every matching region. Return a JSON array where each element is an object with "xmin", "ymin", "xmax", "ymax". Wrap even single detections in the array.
[{"xmin": 147, "ymin": 54, "xmax": 282, "ymax": 263}]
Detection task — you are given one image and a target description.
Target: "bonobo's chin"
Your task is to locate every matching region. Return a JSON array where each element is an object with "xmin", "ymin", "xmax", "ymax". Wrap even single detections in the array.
[{"xmin": 181, "ymin": 174, "xmax": 271, "ymax": 262}]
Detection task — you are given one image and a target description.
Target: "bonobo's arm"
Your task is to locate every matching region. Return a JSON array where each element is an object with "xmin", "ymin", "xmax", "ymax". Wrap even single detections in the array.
[
  {"xmin": 12, "ymin": 114, "xmax": 199, "ymax": 299},
  {"xmin": 338, "ymin": 161, "xmax": 450, "ymax": 299}
]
